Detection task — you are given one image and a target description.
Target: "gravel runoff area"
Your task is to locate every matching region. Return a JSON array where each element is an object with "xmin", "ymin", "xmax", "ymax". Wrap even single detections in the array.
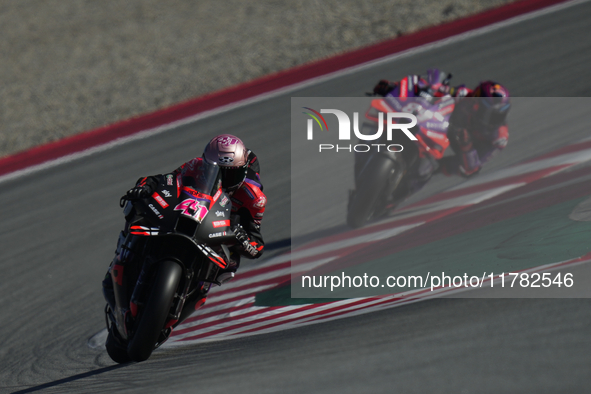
[{"xmin": 0, "ymin": 0, "xmax": 516, "ymax": 159}]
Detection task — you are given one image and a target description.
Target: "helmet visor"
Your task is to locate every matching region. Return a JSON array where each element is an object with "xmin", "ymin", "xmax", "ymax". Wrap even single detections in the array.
[
  {"xmin": 220, "ymin": 165, "xmax": 248, "ymax": 192},
  {"xmin": 477, "ymin": 99, "xmax": 510, "ymax": 128}
]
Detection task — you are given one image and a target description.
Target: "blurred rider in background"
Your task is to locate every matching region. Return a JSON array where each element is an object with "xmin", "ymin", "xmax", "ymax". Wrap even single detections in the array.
[
  {"xmin": 372, "ymin": 69, "xmax": 511, "ymax": 179},
  {"xmin": 103, "ymin": 134, "xmax": 266, "ymax": 320}
]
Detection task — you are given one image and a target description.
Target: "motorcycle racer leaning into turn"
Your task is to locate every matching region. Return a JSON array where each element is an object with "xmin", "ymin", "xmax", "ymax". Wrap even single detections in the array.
[
  {"xmin": 102, "ymin": 134, "xmax": 265, "ymax": 320},
  {"xmin": 366, "ymin": 68, "xmax": 511, "ymax": 206}
]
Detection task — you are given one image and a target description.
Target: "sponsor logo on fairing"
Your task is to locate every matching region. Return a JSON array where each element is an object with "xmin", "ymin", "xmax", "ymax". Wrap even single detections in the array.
[
  {"xmin": 215, "ymin": 211, "xmax": 225, "ymax": 217},
  {"xmin": 148, "ymin": 204, "xmax": 164, "ymax": 219},
  {"xmin": 212, "ymin": 220, "xmax": 230, "ymax": 228},
  {"xmin": 152, "ymin": 192, "xmax": 169, "ymax": 208},
  {"xmin": 303, "ymin": 107, "xmax": 417, "ymax": 153},
  {"xmin": 219, "ymin": 195, "xmax": 230, "ymax": 207},
  {"xmin": 399, "ymin": 77, "xmax": 408, "ymax": 98},
  {"xmin": 166, "ymin": 174, "xmax": 174, "ymax": 186},
  {"xmin": 209, "ymin": 231, "xmax": 227, "ymax": 238},
  {"xmin": 182, "ymin": 187, "xmax": 213, "ymax": 202},
  {"xmin": 162, "ymin": 189, "xmax": 172, "ymax": 198}
]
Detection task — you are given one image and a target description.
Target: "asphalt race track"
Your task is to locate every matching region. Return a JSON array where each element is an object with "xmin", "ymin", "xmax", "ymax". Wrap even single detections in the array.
[{"xmin": 1, "ymin": 1, "xmax": 591, "ymax": 393}]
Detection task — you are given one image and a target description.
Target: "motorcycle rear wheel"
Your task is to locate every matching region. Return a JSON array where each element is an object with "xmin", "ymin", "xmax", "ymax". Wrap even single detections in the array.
[
  {"xmin": 127, "ymin": 260, "xmax": 182, "ymax": 362},
  {"xmin": 347, "ymin": 155, "xmax": 395, "ymax": 228}
]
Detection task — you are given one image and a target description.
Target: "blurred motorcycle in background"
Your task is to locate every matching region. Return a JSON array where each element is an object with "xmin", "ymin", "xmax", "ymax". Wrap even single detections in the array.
[{"xmin": 347, "ymin": 71, "xmax": 454, "ymax": 228}]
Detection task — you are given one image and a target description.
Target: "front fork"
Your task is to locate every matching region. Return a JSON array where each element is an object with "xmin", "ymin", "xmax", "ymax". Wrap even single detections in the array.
[
  {"xmin": 125, "ymin": 256, "xmax": 199, "ymax": 343},
  {"xmin": 384, "ymin": 154, "xmax": 405, "ymax": 199},
  {"xmin": 109, "ymin": 231, "xmax": 142, "ymax": 340}
]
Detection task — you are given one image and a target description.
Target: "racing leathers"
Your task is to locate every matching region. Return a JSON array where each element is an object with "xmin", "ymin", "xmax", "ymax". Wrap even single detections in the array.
[{"xmin": 441, "ymin": 86, "xmax": 509, "ymax": 177}]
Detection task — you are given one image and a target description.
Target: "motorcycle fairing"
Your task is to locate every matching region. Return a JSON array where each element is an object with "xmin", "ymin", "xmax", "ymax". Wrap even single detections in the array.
[
  {"xmin": 126, "ymin": 172, "xmax": 235, "ymax": 256},
  {"xmin": 366, "ymin": 97, "xmax": 454, "ymax": 160}
]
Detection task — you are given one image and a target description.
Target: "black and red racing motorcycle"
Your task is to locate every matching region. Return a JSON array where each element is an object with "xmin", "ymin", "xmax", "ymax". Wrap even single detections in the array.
[{"xmin": 104, "ymin": 161, "xmax": 236, "ymax": 363}]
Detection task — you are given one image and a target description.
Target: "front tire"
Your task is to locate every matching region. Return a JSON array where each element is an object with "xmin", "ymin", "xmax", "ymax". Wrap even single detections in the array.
[
  {"xmin": 127, "ymin": 260, "xmax": 182, "ymax": 362},
  {"xmin": 347, "ymin": 155, "xmax": 395, "ymax": 228},
  {"xmin": 106, "ymin": 328, "xmax": 132, "ymax": 364}
]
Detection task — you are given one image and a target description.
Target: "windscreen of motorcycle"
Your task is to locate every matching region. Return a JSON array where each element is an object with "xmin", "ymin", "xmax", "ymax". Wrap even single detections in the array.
[
  {"xmin": 180, "ymin": 159, "xmax": 222, "ymax": 196},
  {"xmin": 174, "ymin": 160, "xmax": 222, "ymax": 225},
  {"xmin": 137, "ymin": 161, "xmax": 222, "ymax": 234}
]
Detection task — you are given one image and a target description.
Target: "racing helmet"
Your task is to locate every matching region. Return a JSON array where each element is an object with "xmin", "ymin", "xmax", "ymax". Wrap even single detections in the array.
[
  {"xmin": 472, "ymin": 81, "xmax": 511, "ymax": 129},
  {"xmin": 203, "ymin": 134, "xmax": 249, "ymax": 193}
]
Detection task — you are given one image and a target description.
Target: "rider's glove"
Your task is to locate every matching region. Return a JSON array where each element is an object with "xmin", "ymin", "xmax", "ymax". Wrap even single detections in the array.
[
  {"xmin": 233, "ymin": 224, "xmax": 259, "ymax": 257},
  {"xmin": 125, "ymin": 185, "xmax": 152, "ymax": 200},
  {"xmin": 234, "ymin": 224, "xmax": 249, "ymax": 243},
  {"xmin": 373, "ymin": 79, "xmax": 396, "ymax": 96}
]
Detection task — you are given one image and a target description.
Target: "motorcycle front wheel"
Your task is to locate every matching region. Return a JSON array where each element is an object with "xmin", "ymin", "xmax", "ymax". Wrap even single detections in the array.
[
  {"xmin": 106, "ymin": 326, "xmax": 132, "ymax": 364},
  {"xmin": 347, "ymin": 155, "xmax": 395, "ymax": 228},
  {"xmin": 127, "ymin": 260, "xmax": 182, "ymax": 362}
]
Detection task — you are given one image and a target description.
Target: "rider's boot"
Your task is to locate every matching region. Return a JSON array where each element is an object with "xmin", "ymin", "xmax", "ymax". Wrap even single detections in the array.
[{"xmin": 215, "ymin": 250, "xmax": 240, "ymax": 285}]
